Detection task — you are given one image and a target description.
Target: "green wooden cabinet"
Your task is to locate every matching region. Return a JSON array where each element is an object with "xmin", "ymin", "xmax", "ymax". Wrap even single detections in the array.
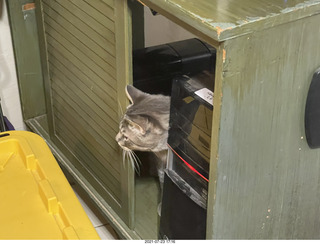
[
  {"xmin": 7, "ymin": 0, "xmax": 320, "ymax": 239},
  {"xmin": 140, "ymin": 0, "xmax": 320, "ymax": 239}
]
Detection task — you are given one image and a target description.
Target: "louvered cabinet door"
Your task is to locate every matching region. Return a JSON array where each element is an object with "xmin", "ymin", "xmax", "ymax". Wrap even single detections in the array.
[{"xmin": 36, "ymin": 0, "xmax": 133, "ymax": 225}]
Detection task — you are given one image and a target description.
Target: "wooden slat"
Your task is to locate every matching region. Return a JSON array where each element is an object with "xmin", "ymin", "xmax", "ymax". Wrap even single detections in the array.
[
  {"xmin": 49, "ymin": 59, "xmax": 118, "ymax": 126},
  {"xmin": 51, "ymin": 89, "xmax": 122, "ymax": 188},
  {"xmin": 52, "ymin": 101, "xmax": 120, "ymax": 177},
  {"xmin": 49, "ymin": 0, "xmax": 114, "ymax": 35},
  {"xmin": 52, "ymin": 91, "xmax": 120, "ymax": 164},
  {"xmin": 53, "ymin": 113, "xmax": 122, "ymax": 200},
  {"xmin": 53, "ymin": 109, "xmax": 121, "ymax": 181},
  {"xmin": 101, "ymin": 0, "xmax": 115, "ymax": 8},
  {"xmin": 83, "ymin": 0, "xmax": 114, "ymax": 19},
  {"xmin": 51, "ymin": 81, "xmax": 119, "ymax": 155},
  {"xmin": 46, "ymin": 38, "xmax": 116, "ymax": 97},
  {"xmin": 43, "ymin": 11, "xmax": 116, "ymax": 68},
  {"xmin": 44, "ymin": 7, "xmax": 116, "ymax": 67},
  {"xmin": 46, "ymin": 47, "xmax": 117, "ymax": 111},
  {"xmin": 53, "ymin": 107, "xmax": 121, "ymax": 200},
  {"xmin": 49, "ymin": 64, "xmax": 119, "ymax": 137},
  {"xmin": 53, "ymin": 116, "xmax": 122, "ymax": 203},
  {"xmin": 53, "ymin": 130, "xmax": 121, "ymax": 203},
  {"xmin": 42, "ymin": 1, "xmax": 115, "ymax": 53},
  {"xmin": 44, "ymin": 19, "xmax": 116, "ymax": 80},
  {"xmin": 70, "ymin": 0, "xmax": 115, "ymax": 23},
  {"xmin": 45, "ymin": 28, "xmax": 116, "ymax": 80}
]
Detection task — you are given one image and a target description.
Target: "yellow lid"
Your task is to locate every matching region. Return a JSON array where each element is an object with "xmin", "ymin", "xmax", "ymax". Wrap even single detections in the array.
[{"xmin": 0, "ymin": 131, "xmax": 100, "ymax": 240}]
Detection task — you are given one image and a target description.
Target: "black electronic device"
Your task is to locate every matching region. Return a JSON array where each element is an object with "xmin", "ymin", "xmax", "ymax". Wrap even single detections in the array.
[
  {"xmin": 159, "ymin": 72, "xmax": 214, "ymax": 240},
  {"xmin": 133, "ymin": 38, "xmax": 216, "ymax": 95},
  {"xmin": 159, "ymin": 171, "xmax": 207, "ymax": 239}
]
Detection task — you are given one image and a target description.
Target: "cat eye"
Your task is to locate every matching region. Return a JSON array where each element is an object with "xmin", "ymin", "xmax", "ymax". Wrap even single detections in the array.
[{"xmin": 123, "ymin": 135, "xmax": 129, "ymax": 141}]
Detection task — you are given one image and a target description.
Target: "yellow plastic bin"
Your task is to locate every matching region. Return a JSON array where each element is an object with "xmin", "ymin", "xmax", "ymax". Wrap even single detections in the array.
[{"xmin": 0, "ymin": 131, "xmax": 100, "ymax": 240}]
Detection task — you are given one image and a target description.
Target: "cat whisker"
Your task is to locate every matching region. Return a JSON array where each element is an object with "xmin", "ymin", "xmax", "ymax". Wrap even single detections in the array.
[
  {"xmin": 128, "ymin": 150, "xmax": 141, "ymax": 175},
  {"xmin": 127, "ymin": 152, "xmax": 134, "ymax": 174},
  {"xmin": 132, "ymin": 151, "xmax": 141, "ymax": 175},
  {"xmin": 131, "ymin": 151, "xmax": 142, "ymax": 166},
  {"xmin": 121, "ymin": 148, "xmax": 141, "ymax": 175},
  {"xmin": 126, "ymin": 151, "xmax": 133, "ymax": 172}
]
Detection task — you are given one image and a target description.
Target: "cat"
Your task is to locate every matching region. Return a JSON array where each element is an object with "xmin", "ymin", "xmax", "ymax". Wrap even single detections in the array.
[{"xmin": 115, "ymin": 85, "xmax": 171, "ymax": 185}]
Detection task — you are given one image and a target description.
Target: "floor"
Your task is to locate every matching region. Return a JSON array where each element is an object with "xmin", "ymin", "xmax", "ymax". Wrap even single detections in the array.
[{"xmin": 71, "ymin": 183, "xmax": 119, "ymax": 240}]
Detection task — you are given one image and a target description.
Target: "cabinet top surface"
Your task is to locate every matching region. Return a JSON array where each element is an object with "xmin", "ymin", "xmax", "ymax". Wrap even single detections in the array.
[{"xmin": 141, "ymin": 0, "xmax": 320, "ymax": 41}]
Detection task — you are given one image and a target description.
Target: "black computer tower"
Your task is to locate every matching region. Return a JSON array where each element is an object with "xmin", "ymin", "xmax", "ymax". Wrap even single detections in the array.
[{"xmin": 159, "ymin": 73, "xmax": 214, "ymax": 239}]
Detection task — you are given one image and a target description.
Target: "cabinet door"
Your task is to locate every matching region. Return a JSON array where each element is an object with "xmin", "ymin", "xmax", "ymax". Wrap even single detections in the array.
[{"xmin": 36, "ymin": 0, "xmax": 134, "ymax": 226}]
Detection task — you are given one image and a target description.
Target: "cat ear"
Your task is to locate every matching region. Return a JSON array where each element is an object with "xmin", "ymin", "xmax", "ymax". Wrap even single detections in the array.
[{"xmin": 126, "ymin": 85, "xmax": 146, "ymax": 104}]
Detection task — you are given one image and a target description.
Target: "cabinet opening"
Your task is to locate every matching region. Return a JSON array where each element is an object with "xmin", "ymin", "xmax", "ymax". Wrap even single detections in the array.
[{"xmin": 129, "ymin": 6, "xmax": 217, "ymax": 239}]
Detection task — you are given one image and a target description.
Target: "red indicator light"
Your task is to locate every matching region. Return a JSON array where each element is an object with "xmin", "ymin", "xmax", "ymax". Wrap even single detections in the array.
[{"xmin": 167, "ymin": 144, "xmax": 209, "ymax": 182}]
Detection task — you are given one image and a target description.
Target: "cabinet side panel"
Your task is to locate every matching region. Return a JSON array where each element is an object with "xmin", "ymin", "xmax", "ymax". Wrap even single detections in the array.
[
  {"xmin": 212, "ymin": 15, "xmax": 320, "ymax": 239},
  {"xmin": 6, "ymin": 0, "xmax": 46, "ymax": 120},
  {"xmin": 37, "ymin": 0, "xmax": 134, "ymax": 226},
  {"xmin": 41, "ymin": 0, "xmax": 121, "ymax": 203}
]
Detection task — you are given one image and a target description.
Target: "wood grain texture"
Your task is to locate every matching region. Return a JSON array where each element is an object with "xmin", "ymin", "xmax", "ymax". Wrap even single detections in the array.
[
  {"xmin": 37, "ymin": 0, "xmax": 133, "ymax": 226},
  {"xmin": 207, "ymin": 13, "xmax": 320, "ymax": 239},
  {"xmin": 140, "ymin": 0, "xmax": 320, "ymax": 41}
]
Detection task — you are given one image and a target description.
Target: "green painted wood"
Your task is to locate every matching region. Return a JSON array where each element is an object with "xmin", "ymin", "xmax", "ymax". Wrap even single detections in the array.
[
  {"xmin": 140, "ymin": 0, "xmax": 320, "ymax": 41},
  {"xmin": 44, "ymin": 19, "xmax": 116, "ymax": 79},
  {"xmin": 207, "ymin": 13, "xmax": 320, "ymax": 239},
  {"xmin": 42, "ymin": 1, "xmax": 116, "ymax": 58},
  {"xmin": 48, "ymin": 57, "xmax": 118, "ymax": 132},
  {"xmin": 42, "ymin": 6, "xmax": 116, "ymax": 67},
  {"xmin": 134, "ymin": 177, "xmax": 159, "ymax": 239},
  {"xmin": 46, "ymin": 45, "xmax": 117, "ymax": 113},
  {"xmin": 35, "ymin": 0, "xmax": 135, "ymax": 228},
  {"xmin": 6, "ymin": 0, "xmax": 46, "ymax": 120},
  {"xmin": 45, "ymin": 30, "xmax": 116, "ymax": 81},
  {"xmin": 52, "ymin": 0, "xmax": 115, "ymax": 43},
  {"xmin": 129, "ymin": 0, "xmax": 145, "ymax": 50}
]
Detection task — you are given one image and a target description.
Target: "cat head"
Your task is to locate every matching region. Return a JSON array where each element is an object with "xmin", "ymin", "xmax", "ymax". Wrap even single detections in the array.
[{"xmin": 116, "ymin": 85, "xmax": 170, "ymax": 152}]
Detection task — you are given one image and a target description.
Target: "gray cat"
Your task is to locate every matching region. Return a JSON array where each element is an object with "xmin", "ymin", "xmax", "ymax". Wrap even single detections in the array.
[{"xmin": 115, "ymin": 85, "xmax": 170, "ymax": 184}]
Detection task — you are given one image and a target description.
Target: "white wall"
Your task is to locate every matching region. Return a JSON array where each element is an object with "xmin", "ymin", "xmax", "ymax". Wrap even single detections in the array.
[
  {"xmin": 0, "ymin": 0, "xmax": 26, "ymax": 131},
  {"xmin": 144, "ymin": 7, "xmax": 196, "ymax": 47}
]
